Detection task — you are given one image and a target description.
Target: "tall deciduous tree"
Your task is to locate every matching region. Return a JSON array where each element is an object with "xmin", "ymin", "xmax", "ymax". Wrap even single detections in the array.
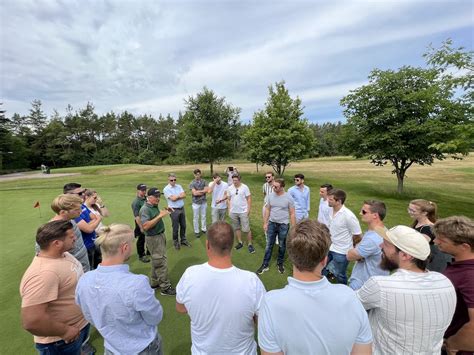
[
  {"xmin": 244, "ymin": 81, "xmax": 314, "ymax": 176},
  {"xmin": 177, "ymin": 87, "xmax": 240, "ymax": 174},
  {"xmin": 341, "ymin": 42, "xmax": 472, "ymax": 194}
]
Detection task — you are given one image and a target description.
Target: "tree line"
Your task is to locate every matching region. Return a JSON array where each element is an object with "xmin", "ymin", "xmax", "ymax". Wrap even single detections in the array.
[{"xmin": 1, "ymin": 39, "xmax": 472, "ymax": 193}]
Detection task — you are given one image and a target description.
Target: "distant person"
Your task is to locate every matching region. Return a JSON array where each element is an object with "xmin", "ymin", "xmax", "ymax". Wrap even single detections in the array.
[
  {"xmin": 317, "ymin": 183, "xmax": 333, "ymax": 226},
  {"xmin": 176, "ymin": 221, "xmax": 266, "ymax": 354},
  {"xmin": 323, "ymin": 188, "xmax": 362, "ymax": 284},
  {"xmin": 208, "ymin": 173, "xmax": 228, "ymax": 223},
  {"xmin": 131, "ymin": 184, "xmax": 151, "ymax": 262},
  {"xmin": 433, "ymin": 216, "xmax": 474, "ymax": 354},
  {"xmin": 164, "ymin": 174, "xmax": 190, "ymax": 250},
  {"xmin": 224, "ymin": 174, "xmax": 255, "ymax": 253},
  {"xmin": 75, "ymin": 189, "xmax": 102, "ymax": 269},
  {"xmin": 225, "ymin": 166, "xmax": 238, "ymax": 186},
  {"xmin": 20, "ymin": 220, "xmax": 90, "ymax": 355},
  {"xmin": 84, "ymin": 189, "xmax": 106, "ymax": 267},
  {"xmin": 258, "ymin": 220, "xmax": 372, "ymax": 354},
  {"xmin": 408, "ymin": 199, "xmax": 452, "ymax": 272},
  {"xmin": 347, "ymin": 200, "xmax": 389, "ymax": 290},
  {"xmin": 287, "ymin": 173, "xmax": 310, "ymax": 222},
  {"xmin": 262, "ymin": 171, "xmax": 275, "ymax": 242},
  {"xmin": 76, "ymin": 224, "xmax": 164, "ymax": 355},
  {"xmin": 140, "ymin": 188, "xmax": 176, "ymax": 296},
  {"xmin": 189, "ymin": 169, "xmax": 208, "ymax": 238},
  {"xmin": 357, "ymin": 225, "xmax": 456, "ymax": 354},
  {"xmin": 50, "ymin": 194, "xmax": 90, "ymax": 272},
  {"xmin": 256, "ymin": 178, "xmax": 296, "ymax": 275}
]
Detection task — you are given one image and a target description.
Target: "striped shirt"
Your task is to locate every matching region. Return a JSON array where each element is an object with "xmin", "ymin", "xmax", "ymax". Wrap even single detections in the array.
[
  {"xmin": 356, "ymin": 269, "xmax": 456, "ymax": 355},
  {"xmin": 262, "ymin": 182, "xmax": 273, "ymax": 205}
]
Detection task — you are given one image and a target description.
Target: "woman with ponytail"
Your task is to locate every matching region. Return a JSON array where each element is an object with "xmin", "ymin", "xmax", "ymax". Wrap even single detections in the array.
[{"xmin": 407, "ymin": 199, "xmax": 452, "ymax": 272}]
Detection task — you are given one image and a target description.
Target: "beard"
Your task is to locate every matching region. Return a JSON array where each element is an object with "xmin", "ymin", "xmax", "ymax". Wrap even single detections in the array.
[{"xmin": 380, "ymin": 252, "xmax": 399, "ymax": 271}]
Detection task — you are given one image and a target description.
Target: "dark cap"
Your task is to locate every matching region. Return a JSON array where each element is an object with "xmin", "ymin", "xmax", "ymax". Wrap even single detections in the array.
[
  {"xmin": 147, "ymin": 187, "xmax": 161, "ymax": 197},
  {"xmin": 137, "ymin": 184, "xmax": 147, "ymax": 191}
]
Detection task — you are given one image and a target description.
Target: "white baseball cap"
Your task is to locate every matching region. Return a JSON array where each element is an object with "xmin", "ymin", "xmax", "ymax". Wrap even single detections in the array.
[{"xmin": 377, "ymin": 225, "xmax": 430, "ymax": 261}]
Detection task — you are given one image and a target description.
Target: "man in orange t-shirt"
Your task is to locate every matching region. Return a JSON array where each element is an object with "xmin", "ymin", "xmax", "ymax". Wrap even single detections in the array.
[{"xmin": 20, "ymin": 220, "xmax": 89, "ymax": 355}]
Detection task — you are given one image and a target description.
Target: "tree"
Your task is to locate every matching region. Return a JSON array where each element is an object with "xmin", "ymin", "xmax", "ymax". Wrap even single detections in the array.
[
  {"xmin": 28, "ymin": 99, "xmax": 47, "ymax": 133},
  {"xmin": 341, "ymin": 42, "xmax": 472, "ymax": 193},
  {"xmin": 244, "ymin": 81, "xmax": 314, "ymax": 176},
  {"xmin": 177, "ymin": 87, "xmax": 240, "ymax": 174}
]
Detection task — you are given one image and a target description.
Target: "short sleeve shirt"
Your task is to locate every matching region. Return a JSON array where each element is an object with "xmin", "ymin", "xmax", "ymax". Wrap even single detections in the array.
[
  {"xmin": 189, "ymin": 179, "xmax": 207, "ymax": 204},
  {"xmin": 267, "ymin": 192, "xmax": 295, "ymax": 224},
  {"xmin": 140, "ymin": 203, "xmax": 165, "ymax": 236},
  {"xmin": 163, "ymin": 184, "xmax": 185, "ymax": 208},
  {"xmin": 131, "ymin": 196, "xmax": 146, "ymax": 217},
  {"xmin": 328, "ymin": 205, "xmax": 362, "ymax": 254},
  {"xmin": 227, "ymin": 183, "xmax": 251, "ymax": 214}
]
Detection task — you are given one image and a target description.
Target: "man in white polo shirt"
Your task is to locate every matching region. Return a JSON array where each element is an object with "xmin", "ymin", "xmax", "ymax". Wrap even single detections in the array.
[
  {"xmin": 224, "ymin": 174, "xmax": 255, "ymax": 254},
  {"xmin": 356, "ymin": 225, "xmax": 456, "ymax": 355},
  {"xmin": 323, "ymin": 188, "xmax": 361, "ymax": 284},
  {"xmin": 176, "ymin": 221, "xmax": 266, "ymax": 354},
  {"xmin": 258, "ymin": 220, "xmax": 372, "ymax": 354},
  {"xmin": 163, "ymin": 173, "xmax": 189, "ymax": 250},
  {"xmin": 208, "ymin": 173, "xmax": 228, "ymax": 223}
]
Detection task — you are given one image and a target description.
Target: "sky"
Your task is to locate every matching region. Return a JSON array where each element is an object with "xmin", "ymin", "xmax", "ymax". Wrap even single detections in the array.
[{"xmin": 1, "ymin": 0, "xmax": 472, "ymax": 124}]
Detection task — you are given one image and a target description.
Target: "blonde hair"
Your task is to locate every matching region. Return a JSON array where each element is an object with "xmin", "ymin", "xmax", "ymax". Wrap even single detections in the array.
[
  {"xmin": 95, "ymin": 224, "xmax": 133, "ymax": 256},
  {"xmin": 410, "ymin": 199, "xmax": 437, "ymax": 226},
  {"xmin": 433, "ymin": 216, "xmax": 474, "ymax": 250},
  {"xmin": 51, "ymin": 194, "xmax": 83, "ymax": 214}
]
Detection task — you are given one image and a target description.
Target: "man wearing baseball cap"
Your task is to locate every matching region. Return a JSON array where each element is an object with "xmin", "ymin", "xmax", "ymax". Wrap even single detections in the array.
[
  {"xmin": 131, "ymin": 184, "xmax": 150, "ymax": 263},
  {"xmin": 356, "ymin": 225, "xmax": 456, "ymax": 354}
]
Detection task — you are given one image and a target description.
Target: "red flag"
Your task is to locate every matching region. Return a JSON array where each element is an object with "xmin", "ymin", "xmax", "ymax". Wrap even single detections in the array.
[{"xmin": 33, "ymin": 201, "xmax": 40, "ymax": 208}]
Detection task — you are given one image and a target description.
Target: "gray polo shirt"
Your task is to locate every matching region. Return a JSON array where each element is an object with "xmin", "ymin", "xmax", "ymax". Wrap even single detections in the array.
[
  {"xmin": 189, "ymin": 179, "xmax": 207, "ymax": 204},
  {"xmin": 267, "ymin": 192, "xmax": 294, "ymax": 224}
]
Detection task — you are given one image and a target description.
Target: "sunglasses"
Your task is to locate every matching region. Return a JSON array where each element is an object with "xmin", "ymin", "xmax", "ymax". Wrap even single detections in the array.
[
  {"xmin": 407, "ymin": 208, "xmax": 417, "ymax": 213},
  {"xmin": 361, "ymin": 209, "xmax": 369, "ymax": 215},
  {"xmin": 265, "ymin": 176, "xmax": 272, "ymax": 179},
  {"xmin": 236, "ymin": 189, "xmax": 239, "ymax": 195},
  {"xmin": 169, "ymin": 179, "xmax": 176, "ymax": 182},
  {"xmin": 294, "ymin": 179, "xmax": 300, "ymax": 182}
]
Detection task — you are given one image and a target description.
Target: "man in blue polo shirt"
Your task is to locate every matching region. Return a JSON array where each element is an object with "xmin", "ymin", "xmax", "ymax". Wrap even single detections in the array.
[{"xmin": 287, "ymin": 173, "xmax": 310, "ymax": 222}]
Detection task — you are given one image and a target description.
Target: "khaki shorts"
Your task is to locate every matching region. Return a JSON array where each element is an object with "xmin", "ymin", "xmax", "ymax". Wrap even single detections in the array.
[{"xmin": 230, "ymin": 212, "xmax": 250, "ymax": 233}]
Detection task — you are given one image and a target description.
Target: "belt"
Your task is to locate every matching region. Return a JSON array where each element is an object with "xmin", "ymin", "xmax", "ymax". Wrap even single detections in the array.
[{"xmin": 172, "ymin": 207, "xmax": 183, "ymax": 210}]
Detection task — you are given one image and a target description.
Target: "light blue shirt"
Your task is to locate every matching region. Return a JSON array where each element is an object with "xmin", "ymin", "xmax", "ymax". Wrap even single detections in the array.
[
  {"xmin": 258, "ymin": 277, "xmax": 372, "ymax": 354},
  {"xmin": 163, "ymin": 184, "xmax": 185, "ymax": 208},
  {"xmin": 287, "ymin": 185, "xmax": 310, "ymax": 221},
  {"xmin": 75, "ymin": 264, "xmax": 163, "ymax": 355},
  {"xmin": 349, "ymin": 230, "xmax": 390, "ymax": 290}
]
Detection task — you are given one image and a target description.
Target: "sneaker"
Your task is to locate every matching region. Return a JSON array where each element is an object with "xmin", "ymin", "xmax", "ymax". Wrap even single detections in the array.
[
  {"xmin": 174, "ymin": 243, "xmax": 180, "ymax": 250},
  {"xmin": 139, "ymin": 256, "xmax": 150, "ymax": 263},
  {"xmin": 256, "ymin": 265, "xmax": 269, "ymax": 275},
  {"xmin": 234, "ymin": 242, "xmax": 244, "ymax": 250},
  {"xmin": 201, "ymin": 229, "xmax": 207, "ymax": 235},
  {"xmin": 181, "ymin": 240, "xmax": 191, "ymax": 247},
  {"xmin": 277, "ymin": 263, "xmax": 285, "ymax": 274},
  {"xmin": 248, "ymin": 245, "xmax": 255, "ymax": 254},
  {"xmin": 195, "ymin": 233, "xmax": 201, "ymax": 238},
  {"xmin": 160, "ymin": 286, "xmax": 177, "ymax": 296},
  {"xmin": 81, "ymin": 342, "xmax": 96, "ymax": 355}
]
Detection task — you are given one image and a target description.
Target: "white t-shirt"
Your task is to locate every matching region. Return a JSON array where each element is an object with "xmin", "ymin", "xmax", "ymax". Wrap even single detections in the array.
[
  {"xmin": 176, "ymin": 263, "xmax": 266, "ymax": 355},
  {"xmin": 317, "ymin": 198, "xmax": 332, "ymax": 226},
  {"xmin": 328, "ymin": 205, "xmax": 361, "ymax": 254},
  {"xmin": 227, "ymin": 183, "xmax": 251, "ymax": 214},
  {"xmin": 209, "ymin": 181, "xmax": 228, "ymax": 209},
  {"xmin": 356, "ymin": 269, "xmax": 456, "ymax": 355}
]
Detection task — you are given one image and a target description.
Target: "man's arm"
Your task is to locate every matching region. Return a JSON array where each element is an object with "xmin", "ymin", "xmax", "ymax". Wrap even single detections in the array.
[
  {"xmin": 246, "ymin": 195, "xmax": 252, "ymax": 216},
  {"xmin": 352, "ymin": 234, "xmax": 362, "ymax": 247},
  {"xmin": 21, "ymin": 304, "xmax": 80, "ymax": 343},
  {"xmin": 351, "ymin": 343, "xmax": 372, "ymax": 355},
  {"xmin": 175, "ymin": 302, "xmax": 188, "ymax": 314},
  {"xmin": 289, "ymin": 207, "xmax": 296, "ymax": 226},
  {"xmin": 263, "ymin": 205, "xmax": 270, "ymax": 232},
  {"xmin": 142, "ymin": 209, "xmax": 170, "ymax": 231},
  {"xmin": 446, "ymin": 308, "xmax": 474, "ymax": 352},
  {"xmin": 76, "ymin": 216, "xmax": 101, "ymax": 234},
  {"xmin": 347, "ymin": 247, "xmax": 363, "ymax": 262}
]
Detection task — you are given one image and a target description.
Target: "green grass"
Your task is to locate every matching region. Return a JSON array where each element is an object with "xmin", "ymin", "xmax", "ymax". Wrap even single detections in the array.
[{"xmin": 1, "ymin": 157, "xmax": 473, "ymax": 354}]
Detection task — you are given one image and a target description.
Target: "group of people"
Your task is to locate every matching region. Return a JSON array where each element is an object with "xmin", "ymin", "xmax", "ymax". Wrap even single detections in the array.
[{"xmin": 18, "ymin": 171, "xmax": 473, "ymax": 355}]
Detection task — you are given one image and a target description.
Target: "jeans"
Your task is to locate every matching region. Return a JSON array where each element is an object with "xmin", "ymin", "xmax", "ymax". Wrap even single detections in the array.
[
  {"xmin": 262, "ymin": 222, "xmax": 289, "ymax": 266},
  {"xmin": 35, "ymin": 324, "xmax": 90, "ymax": 355},
  {"xmin": 323, "ymin": 250, "xmax": 349, "ymax": 284},
  {"xmin": 192, "ymin": 203, "xmax": 207, "ymax": 233},
  {"xmin": 169, "ymin": 208, "xmax": 187, "ymax": 243}
]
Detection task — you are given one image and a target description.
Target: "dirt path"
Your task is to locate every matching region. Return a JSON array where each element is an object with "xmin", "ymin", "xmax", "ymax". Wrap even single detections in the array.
[{"xmin": 0, "ymin": 172, "xmax": 81, "ymax": 182}]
